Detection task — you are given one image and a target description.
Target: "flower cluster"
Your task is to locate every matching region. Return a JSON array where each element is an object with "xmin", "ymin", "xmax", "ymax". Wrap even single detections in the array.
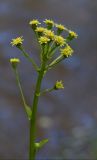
[
  {"xmin": 11, "ymin": 19, "xmax": 77, "ymax": 60},
  {"xmin": 10, "ymin": 19, "xmax": 78, "ymax": 69},
  {"xmin": 28, "ymin": 19, "xmax": 77, "ymax": 56}
]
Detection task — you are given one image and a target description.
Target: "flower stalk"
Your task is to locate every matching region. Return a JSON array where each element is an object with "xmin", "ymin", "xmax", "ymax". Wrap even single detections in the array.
[
  {"xmin": 19, "ymin": 46, "xmax": 39, "ymax": 72},
  {"xmin": 29, "ymin": 59, "xmax": 46, "ymax": 160}
]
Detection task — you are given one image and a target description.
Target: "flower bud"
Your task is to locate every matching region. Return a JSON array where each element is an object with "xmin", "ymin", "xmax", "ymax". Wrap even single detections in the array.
[
  {"xmin": 54, "ymin": 80, "xmax": 64, "ymax": 90},
  {"xmin": 10, "ymin": 58, "xmax": 20, "ymax": 69}
]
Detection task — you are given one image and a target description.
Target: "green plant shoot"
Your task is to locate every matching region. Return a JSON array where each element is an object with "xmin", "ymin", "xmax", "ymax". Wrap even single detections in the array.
[{"xmin": 10, "ymin": 19, "xmax": 78, "ymax": 160}]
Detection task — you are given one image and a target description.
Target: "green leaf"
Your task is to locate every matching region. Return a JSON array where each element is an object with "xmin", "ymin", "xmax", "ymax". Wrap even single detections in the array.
[
  {"xmin": 39, "ymin": 139, "xmax": 48, "ymax": 148},
  {"xmin": 25, "ymin": 105, "xmax": 32, "ymax": 120},
  {"xmin": 34, "ymin": 139, "xmax": 48, "ymax": 150}
]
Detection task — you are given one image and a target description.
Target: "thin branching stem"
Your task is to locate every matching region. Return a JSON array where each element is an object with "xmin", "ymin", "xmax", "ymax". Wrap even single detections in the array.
[
  {"xmin": 40, "ymin": 87, "xmax": 54, "ymax": 96},
  {"xmin": 14, "ymin": 68, "xmax": 28, "ymax": 115},
  {"xmin": 19, "ymin": 46, "xmax": 39, "ymax": 72}
]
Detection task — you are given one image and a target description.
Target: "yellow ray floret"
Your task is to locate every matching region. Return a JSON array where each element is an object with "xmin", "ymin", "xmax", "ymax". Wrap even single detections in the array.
[
  {"xmin": 55, "ymin": 80, "xmax": 64, "ymax": 89},
  {"xmin": 11, "ymin": 36, "xmax": 24, "ymax": 46},
  {"xmin": 54, "ymin": 35, "xmax": 65, "ymax": 46},
  {"xmin": 38, "ymin": 36, "xmax": 50, "ymax": 45},
  {"xmin": 61, "ymin": 45, "xmax": 73, "ymax": 57},
  {"xmin": 44, "ymin": 29, "xmax": 55, "ymax": 40},
  {"xmin": 29, "ymin": 19, "xmax": 41, "ymax": 26},
  {"xmin": 69, "ymin": 30, "xmax": 78, "ymax": 38},
  {"xmin": 44, "ymin": 19, "xmax": 54, "ymax": 26}
]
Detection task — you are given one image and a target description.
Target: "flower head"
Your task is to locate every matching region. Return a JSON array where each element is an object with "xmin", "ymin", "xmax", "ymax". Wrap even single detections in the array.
[
  {"xmin": 69, "ymin": 30, "xmax": 78, "ymax": 39},
  {"xmin": 10, "ymin": 58, "xmax": 20, "ymax": 69},
  {"xmin": 44, "ymin": 29, "xmax": 55, "ymax": 40},
  {"xmin": 35, "ymin": 27, "xmax": 45, "ymax": 33},
  {"xmin": 11, "ymin": 36, "xmax": 24, "ymax": 47},
  {"xmin": 44, "ymin": 19, "xmax": 54, "ymax": 29},
  {"xmin": 54, "ymin": 35, "xmax": 65, "ymax": 46},
  {"xmin": 55, "ymin": 24, "xmax": 67, "ymax": 31},
  {"xmin": 35, "ymin": 27, "xmax": 45, "ymax": 36},
  {"xmin": 55, "ymin": 80, "xmax": 64, "ymax": 90},
  {"xmin": 38, "ymin": 36, "xmax": 50, "ymax": 45},
  {"xmin": 29, "ymin": 19, "xmax": 40, "ymax": 26},
  {"xmin": 60, "ymin": 45, "xmax": 73, "ymax": 57},
  {"xmin": 29, "ymin": 19, "xmax": 41, "ymax": 30}
]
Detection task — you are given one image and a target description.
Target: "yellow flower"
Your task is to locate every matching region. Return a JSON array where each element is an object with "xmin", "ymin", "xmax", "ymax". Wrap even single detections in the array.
[
  {"xmin": 29, "ymin": 19, "xmax": 40, "ymax": 26},
  {"xmin": 10, "ymin": 58, "xmax": 20, "ymax": 69},
  {"xmin": 38, "ymin": 36, "xmax": 50, "ymax": 45},
  {"xmin": 54, "ymin": 35, "xmax": 65, "ymax": 46},
  {"xmin": 69, "ymin": 30, "xmax": 78, "ymax": 38},
  {"xmin": 44, "ymin": 19, "xmax": 54, "ymax": 29},
  {"xmin": 55, "ymin": 80, "xmax": 64, "ymax": 89},
  {"xmin": 35, "ymin": 27, "xmax": 45, "ymax": 33},
  {"xmin": 60, "ymin": 45, "xmax": 73, "ymax": 57},
  {"xmin": 55, "ymin": 24, "xmax": 67, "ymax": 31},
  {"xmin": 29, "ymin": 19, "xmax": 41, "ymax": 30},
  {"xmin": 11, "ymin": 36, "xmax": 24, "ymax": 47},
  {"xmin": 44, "ymin": 29, "xmax": 55, "ymax": 40}
]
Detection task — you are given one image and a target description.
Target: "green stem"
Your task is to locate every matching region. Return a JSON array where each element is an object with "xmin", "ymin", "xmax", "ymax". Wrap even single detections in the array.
[
  {"xmin": 40, "ymin": 87, "xmax": 54, "ymax": 95},
  {"xmin": 19, "ymin": 46, "xmax": 39, "ymax": 72},
  {"xmin": 14, "ymin": 68, "xmax": 29, "ymax": 115},
  {"xmin": 47, "ymin": 55, "xmax": 64, "ymax": 70},
  {"xmin": 29, "ymin": 60, "xmax": 46, "ymax": 160}
]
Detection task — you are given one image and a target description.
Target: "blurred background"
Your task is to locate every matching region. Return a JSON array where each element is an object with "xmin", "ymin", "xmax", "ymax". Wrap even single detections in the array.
[{"xmin": 0, "ymin": 0, "xmax": 97, "ymax": 159}]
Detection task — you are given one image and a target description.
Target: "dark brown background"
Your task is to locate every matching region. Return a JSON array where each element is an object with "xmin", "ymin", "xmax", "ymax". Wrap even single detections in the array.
[{"xmin": 0, "ymin": 0, "xmax": 97, "ymax": 159}]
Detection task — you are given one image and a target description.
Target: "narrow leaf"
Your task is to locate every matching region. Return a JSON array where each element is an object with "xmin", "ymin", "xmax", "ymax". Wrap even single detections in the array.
[
  {"xmin": 39, "ymin": 139, "xmax": 49, "ymax": 148},
  {"xmin": 34, "ymin": 139, "xmax": 49, "ymax": 150},
  {"xmin": 25, "ymin": 105, "xmax": 32, "ymax": 120}
]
